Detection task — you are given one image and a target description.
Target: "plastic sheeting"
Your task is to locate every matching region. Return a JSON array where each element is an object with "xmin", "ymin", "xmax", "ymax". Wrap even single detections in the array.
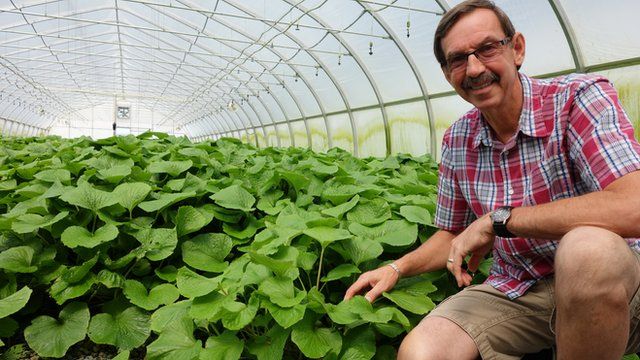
[{"xmin": 0, "ymin": 0, "xmax": 638, "ymax": 159}]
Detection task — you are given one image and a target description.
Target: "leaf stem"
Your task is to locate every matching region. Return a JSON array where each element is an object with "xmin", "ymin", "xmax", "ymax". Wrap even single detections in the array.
[
  {"xmin": 209, "ymin": 323, "xmax": 221, "ymax": 336},
  {"xmin": 316, "ymin": 246, "xmax": 326, "ymax": 289},
  {"xmin": 297, "ymin": 275, "xmax": 307, "ymax": 292},
  {"xmin": 92, "ymin": 213, "xmax": 97, "ymax": 233}
]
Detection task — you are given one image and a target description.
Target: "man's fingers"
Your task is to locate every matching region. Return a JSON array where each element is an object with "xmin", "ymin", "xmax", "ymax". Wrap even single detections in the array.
[
  {"xmin": 467, "ymin": 253, "xmax": 482, "ymax": 273},
  {"xmin": 344, "ymin": 277, "xmax": 369, "ymax": 300},
  {"xmin": 364, "ymin": 282, "xmax": 387, "ymax": 303}
]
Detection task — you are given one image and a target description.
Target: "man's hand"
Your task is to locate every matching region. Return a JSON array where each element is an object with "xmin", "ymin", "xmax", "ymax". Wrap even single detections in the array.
[
  {"xmin": 447, "ymin": 214, "xmax": 495, "ymax": 287},
  {"xmin": 344, "ymin": 264, "xmax": 400, "ymax": 302}
]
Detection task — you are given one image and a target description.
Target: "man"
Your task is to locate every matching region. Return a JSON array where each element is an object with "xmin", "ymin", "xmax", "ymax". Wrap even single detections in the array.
[{"xmin": 344, "ymin": 1, "xmax": 640, "ymax": 359}]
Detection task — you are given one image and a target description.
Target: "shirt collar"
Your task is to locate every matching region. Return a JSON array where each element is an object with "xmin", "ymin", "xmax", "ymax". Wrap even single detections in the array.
[{"xmin": 472, "ymin": 73, "xmax": 551, "ymax": 149}]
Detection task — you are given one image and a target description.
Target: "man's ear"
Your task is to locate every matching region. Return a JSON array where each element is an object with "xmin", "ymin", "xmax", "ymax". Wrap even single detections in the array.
[{"xmin": 512, "ymin": 32, "xmax": 526, "ymax": 68}]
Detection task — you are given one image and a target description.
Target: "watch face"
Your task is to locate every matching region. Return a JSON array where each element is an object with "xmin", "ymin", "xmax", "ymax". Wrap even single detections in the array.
[{"xmin": 491, "ymin": 207, "xmax": 510, "ymax": 222}]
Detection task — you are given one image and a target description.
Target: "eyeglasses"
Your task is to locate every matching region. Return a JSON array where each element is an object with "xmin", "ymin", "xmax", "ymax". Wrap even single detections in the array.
[{"xmin": 445, "ymin": 37, "xmax": 512, "ymax": 73}]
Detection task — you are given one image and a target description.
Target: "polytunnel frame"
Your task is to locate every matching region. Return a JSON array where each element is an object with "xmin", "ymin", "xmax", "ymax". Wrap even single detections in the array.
[
  {"xmin": 149, "ymin": 0, "xmax": 340, "ymax": 152},
  {"xmin": 150, "ymin": 1, "xmax": 296, "ymax": 148},
  {"xmin": 0, "ymin": 53, "xmax": 76, "ymax": 127},
  {"xmin": 0, "ymin": 4, "xmax": 268, "ymax": 133},
  {"xmin": 1, "ymin": 0, "xmax": 640, "ymax": 157},
  {"xmin": 120, "ymin": 0, "xmax": 294, "ymax": 146}
]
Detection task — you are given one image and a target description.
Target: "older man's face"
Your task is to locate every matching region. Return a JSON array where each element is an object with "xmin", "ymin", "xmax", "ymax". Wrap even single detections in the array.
[{"xmin": 441, "ymin": 8, "xmax": 524, "ymax": 112}]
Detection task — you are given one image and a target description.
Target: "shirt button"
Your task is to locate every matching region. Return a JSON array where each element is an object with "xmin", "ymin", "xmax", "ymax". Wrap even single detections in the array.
[
  {"xmin": 504, "ymin": 150, "xmax": 509, "ymax": 156},
  {"xmin": 508, "ymin": 188, "xmax": 514, "ymax": 195}
]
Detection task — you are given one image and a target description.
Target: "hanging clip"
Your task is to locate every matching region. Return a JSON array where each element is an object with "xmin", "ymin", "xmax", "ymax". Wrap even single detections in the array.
[
  {"xmin": 406, "ymin": 20, "xmax": 411, "ymax": 38},
  {"xmin": 369, "ymin": 41, "xmax": 373, "ymax": 55}
]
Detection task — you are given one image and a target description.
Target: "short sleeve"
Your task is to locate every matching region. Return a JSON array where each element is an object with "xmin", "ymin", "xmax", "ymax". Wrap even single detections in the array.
[
  {"xmin": 567, "ymin": 78, "xmax": 640, "ymax": 191},
  {"xmin": 435, "ymin": 131, "xmax": 476, "ymax": 232}
]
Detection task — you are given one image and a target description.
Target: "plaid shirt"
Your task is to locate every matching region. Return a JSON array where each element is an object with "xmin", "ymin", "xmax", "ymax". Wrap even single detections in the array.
[{"xmin": 435, "ymin": 73, "xmax": 640, "ymax": 299}]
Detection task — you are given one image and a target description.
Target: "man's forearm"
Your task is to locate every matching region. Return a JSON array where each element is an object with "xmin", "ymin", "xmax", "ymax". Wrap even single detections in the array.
[
  {"xmin": 393, "ymin": 229, "xmax": 457, "ymax": 276},
  {"xmin": 508, "ymin": 171, "xmax": 640, "ymax": 239}
]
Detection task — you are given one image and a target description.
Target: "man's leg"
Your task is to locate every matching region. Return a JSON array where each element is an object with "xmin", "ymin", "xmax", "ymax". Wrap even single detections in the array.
[
  {"xmin": 397, "ymin": 316, "xmax": 479, "ymax": 360},
  {"xmin": 555, "ymin": 226, "xmax": 640, "ymax": 360}
]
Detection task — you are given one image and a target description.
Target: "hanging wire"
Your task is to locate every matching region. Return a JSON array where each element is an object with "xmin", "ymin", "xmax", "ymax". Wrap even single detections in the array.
[{"xmin": 407, "ymin": 0, "xmax": 411, "ymax": 38}]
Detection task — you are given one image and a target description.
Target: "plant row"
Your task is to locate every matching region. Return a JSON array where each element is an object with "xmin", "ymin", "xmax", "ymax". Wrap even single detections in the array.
[{"xmin": 0, "ymin": 133, "xmax": 480, "ymax": 359}]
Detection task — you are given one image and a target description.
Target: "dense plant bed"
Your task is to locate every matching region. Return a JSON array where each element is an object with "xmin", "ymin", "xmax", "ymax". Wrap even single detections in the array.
[{"xmin": 0, "ymin": 133, "xmax": 485, "ymax": 359}]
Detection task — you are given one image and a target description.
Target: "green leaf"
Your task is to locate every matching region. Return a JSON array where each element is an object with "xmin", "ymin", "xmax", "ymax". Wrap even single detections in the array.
[
  {"xmin": 148, "ymin": 160, "xmax": 193, "ymax": 177},
  {"xmin": 223, "ymin": 215, "xmax": 261, "ymax": 239},
  {"xmin": 60, "ymin": 182, "xmax": 118, "ymax": 212},
  {"xmin": 321, "ymin": 195, "xmax": 360, "ymax": 218},
  {"xmin": 176, "ymin": 267, "xmax": 220, "ymax": 298},
  {"xmin": 200, "ymin": 331, "xmax": 244, "ymax": 360},
  {"xmin": 322, "ymin": 264, "xmax": 360, "ymax": 282},
  {"xmin": 113, "ymin": 182, "xmax": 152, "ymax": 213},
  {"xmin": 49, "ymin": 273, "xmax": 96, "ymax": 305},
  {"xmin": 112, "ymin": 351, "xmax": 130, "ymax": 360},
  {"xmin": 221, "ymin": 295, "xmax": 260, "ymax": 330},
  {"xmin": 382, "ymin": 290, "xmax": 436, "ymax": 315},
  {"xmin": 479, "ymin": 257, "xmax": 493, "ymax": 276},
  {"xmin": 278, "ymin": 170, "xmax": 310, "ymax": 193},
  {"xmin": 263, "ymin": 301, "xmax": 306, "ymax": 329},
  {"xmin": 399, "ymin": 205, "xmax": 433, "ymax": 225},
  {"xmin": 146, "ymin": 322, "xmax": 202, "ymax": 360},
  {"xmin": 302, "ymin": 227, "xmax": 352, "ymax": 248},
  {"xmin": 181, "ymin": 233, "xmax": 232, "ymax": 272},
  {"xmin": 97, "ymin": 165, "xmax": 132, "ymax": 183},
  {"xmin": 339, "ymin": 326, "xmax": 376, "ymax": 360},
  {"xmin": 346, "ymin": 198, "xmax": 391, "ymax": 226},
  {"xmin": 11, "ymin": 211, "xmax": 68, "ymax": 234},
  {"xmin": 247, "ymin": 325, "xmax": 290, "ymax": 360},
  {"xmin": 88, "ymin": 306, "xmax": 150, "ymax": 350},
  {"xmin": 623, "ymin": 355, "xmax": 640, "ymax": 360},
  {"xmin": 0, "ymin": 179, "xmax": 17, "ymax": 191},
  {"xmin": 209, "ymin": 185, "xmax": 255, "ymax": 211},
  {"xmin": 150, "ymin": 301, "xmax": 191, "ymax": 333},
  {"xmin": 0, "ymin": 286, "xmax": 32, "ymax": 318},
  {"xmin": 291, "ymin": 313, "xmax": 342, "ymax": 359},
  {"xmin": 96, "ymin": 269, "xmax": 125, "ymax": 288},
  {"xmin": 34, "ymin": 169, "xmax": 71, "ymax": 183},
  {"xmin": 138, "ymin": 191, "xmax": 196, "ymax": 213},
  {"xmin": 349, "ymin": 220, "xmax": 418, "ymax": 247},
  {"xmin": 24, "ymin": 302, "xmax": 90, "ymax": 358},
  {"xmin": 258, "ymin": 277, "xmax": 305, "ymax": 308},
  {"xmin": 134, "ymin": 228, "xmax": 178, "ymax": 261},
  {"xmin": 155, "ymin": 265, "xmax": 178, "ymax": 282},
  {"xmin": 189, "ymin": 291, "xmax": 232, "ymax": 321},
  {"xmin": 0, "ymin": 246, "xmax": 37, "ymax": 273},
  {"xmin": 61, "ymin": 255, "xmax": 99, "ymax": 283},
  {"xmin": 249, "ymin": 246, "xmax": 299, "ymax": 278},
  {"xmin": 123, "ymin": 280, "xmax": 180, "ymax": 311},
  {"xmin": 61, "ymin": 224, "xmax": 119, "ymax": 248},
  {"xmin": 338, "ymin": 237, "xmax": 384, "ymax": 266},
  {"xmin": 176, "ymin": 206, "xmax": 213, "ymax": 237}
]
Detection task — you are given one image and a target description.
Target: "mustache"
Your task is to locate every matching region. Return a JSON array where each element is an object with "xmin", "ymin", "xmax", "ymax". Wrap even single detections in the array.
[{"xmin": 462, "ymin": 72, "xmax": 499, "ymax": 89}]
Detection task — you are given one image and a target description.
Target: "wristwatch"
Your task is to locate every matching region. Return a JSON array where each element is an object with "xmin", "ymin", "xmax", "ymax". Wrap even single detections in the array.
[{"xmin": 491, "ymin": 206, "xmax": 516, "ymax": 238}]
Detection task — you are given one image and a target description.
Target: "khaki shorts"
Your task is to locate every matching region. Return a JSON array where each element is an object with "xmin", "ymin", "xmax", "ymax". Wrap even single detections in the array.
[{"xmin": 426, "ymin": 254, "xmax": 640, "ymax": 359}]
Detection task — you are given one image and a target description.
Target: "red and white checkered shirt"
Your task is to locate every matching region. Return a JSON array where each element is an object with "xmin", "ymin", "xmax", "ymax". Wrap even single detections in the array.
[{"xmin": 435, "ymin": 73, "xmax": 640, "ymax": 299}]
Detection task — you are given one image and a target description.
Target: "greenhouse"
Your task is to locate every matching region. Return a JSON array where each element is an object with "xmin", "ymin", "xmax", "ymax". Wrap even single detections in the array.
[{"xmin": 1, "ymin": 0, "xmax": 639, "ymax": 359}]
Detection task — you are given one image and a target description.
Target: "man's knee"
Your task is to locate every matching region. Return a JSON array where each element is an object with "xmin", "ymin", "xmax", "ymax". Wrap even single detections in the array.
[
  {"xmin": 398, "ymin": 316, "xmax": 478, "ymax": 360},
  {"xmin": 555, "ymin": 226, "xmax": 639, "ymax": 303}
]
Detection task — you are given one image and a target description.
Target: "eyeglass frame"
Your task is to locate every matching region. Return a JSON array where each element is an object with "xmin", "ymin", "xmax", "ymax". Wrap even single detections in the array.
[{"xmin": 444, "ymin": 37, "xmax": 512, "ymax": 74}]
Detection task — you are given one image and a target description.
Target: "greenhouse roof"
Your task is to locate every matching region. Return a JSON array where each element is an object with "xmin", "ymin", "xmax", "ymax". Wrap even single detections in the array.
[{"xmin": 0, "ymin": 0, "xmax": 639, "ymax": 156}]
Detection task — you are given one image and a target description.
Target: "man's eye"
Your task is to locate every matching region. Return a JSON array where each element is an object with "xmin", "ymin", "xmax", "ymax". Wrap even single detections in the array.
[
  {"xmin": 478, "ymin": 44, "xmax": 499, "ymax": 57},
  {"xmin": 449, "ymin": 56, "xmax": 466, "ymax": 65}
]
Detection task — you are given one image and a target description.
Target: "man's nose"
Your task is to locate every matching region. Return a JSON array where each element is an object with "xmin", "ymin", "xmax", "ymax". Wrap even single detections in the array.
[{"xmin": 465, "ymin": 54, "xmax": 486, "ymax": 78}]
